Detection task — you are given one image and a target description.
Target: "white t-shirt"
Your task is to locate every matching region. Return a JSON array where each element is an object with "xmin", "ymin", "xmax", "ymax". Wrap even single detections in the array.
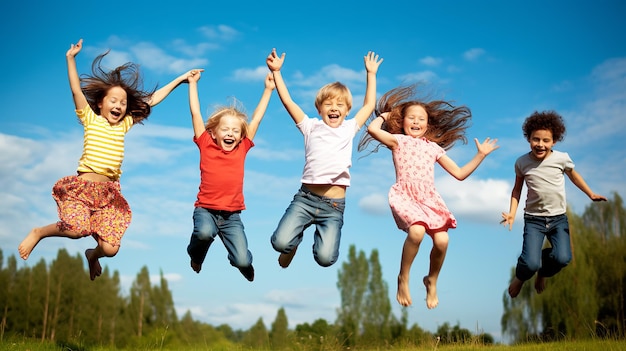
[
  {"xmin": 515, "ymin": 150, "xmax": 574, "ymax": 216},
  {"xmin": 296, "ymin": 115, "xmax": 360, "ymax": 187}
]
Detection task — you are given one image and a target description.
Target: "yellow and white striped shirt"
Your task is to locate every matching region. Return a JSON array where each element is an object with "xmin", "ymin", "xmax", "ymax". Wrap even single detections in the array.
[{"xmin": 76, "ymin": 105, "xmax": 134, "ymax": 180}]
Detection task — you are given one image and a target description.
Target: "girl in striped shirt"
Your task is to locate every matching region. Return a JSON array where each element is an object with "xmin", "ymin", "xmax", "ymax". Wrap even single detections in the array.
[{"xmin": 18, "ymin": 38, "xmax": 201, "ymax": 280}]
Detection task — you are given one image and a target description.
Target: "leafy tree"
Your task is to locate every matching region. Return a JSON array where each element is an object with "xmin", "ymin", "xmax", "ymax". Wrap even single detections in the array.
[
  {"xmin": 243, "ymin": 317, "xmax": 269, "ymax": 349},
  {"xmin": 128, "ymin": 266, "xmax": 153, "ymax": 337},
  {"xmin": 270, "ymin": 307, "xmax": 290, "ymax": 349},
  {"xmin": 362, "ymin": 249, "xmax": 392, "ymax": 345},
  {"xmin": 336, "ymin": 245, "xmax": 368, "ymax": 346}
]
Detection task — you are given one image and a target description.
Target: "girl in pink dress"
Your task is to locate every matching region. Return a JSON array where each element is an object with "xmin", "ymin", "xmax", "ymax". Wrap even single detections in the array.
[{"xmin": 358, "ymin": 84, "xmax": 499, "ymax": 308}]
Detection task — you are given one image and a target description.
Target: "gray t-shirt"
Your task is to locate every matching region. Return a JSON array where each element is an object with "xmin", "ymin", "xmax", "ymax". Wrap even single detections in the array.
[{"xmin": 515, "ymin": 150, "xmax": 574, "ymax": 216}]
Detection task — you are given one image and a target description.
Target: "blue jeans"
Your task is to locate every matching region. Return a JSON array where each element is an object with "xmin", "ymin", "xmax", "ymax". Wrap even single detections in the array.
[
  {"xmin": 271, "ymin": 185, "xmax": 345, "ymax": 267},
  {"xmin": 187, "ymin": 207, "xmax": 252, "ymax": 269},
  {"xmin": 515, "ymin": 213, "xmax": 571, "ymax": 281}
]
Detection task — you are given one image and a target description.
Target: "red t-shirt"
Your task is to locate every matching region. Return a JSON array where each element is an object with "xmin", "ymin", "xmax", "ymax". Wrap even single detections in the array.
[{"xmin": 194, "ymin": 130, "xmax": 253, "ymax": 211}]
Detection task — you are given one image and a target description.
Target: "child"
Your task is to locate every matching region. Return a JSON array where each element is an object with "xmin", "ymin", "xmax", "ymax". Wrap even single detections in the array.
[
  {"xmin": 501, "ymin": 110, "xmax": 606, "ymax": 298},
  {"xmin": 266, "ymin": 48, "xmax": 383, "ymax": 268},
  {"xmin": 18, "ymin": 39, "xmax": 200, "ymax": 280},
  {"xmin": 185, "ymin": 69, "xmax": 275, "ymax": 282},
  {"xmin": 359, "ymin": 84, "xmax": 499, "ymax": 308}
]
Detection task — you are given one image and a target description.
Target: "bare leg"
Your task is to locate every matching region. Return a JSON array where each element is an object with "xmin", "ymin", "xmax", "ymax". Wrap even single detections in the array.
[
  {"xmin": 424, "ymin": 231, "xmax": 449, "ymax": 309},
  {"xmin": 19, "ymin": 223, "xmax": 82, "ymax": 260},
  {"xmin": 397, "ymin": 225, "xmax": 425, "ymax": 307},
  {"xmin": 508, "ymin": 277, "xmax": 524, "ymax": 298},
  {"xmin": 85, "ymin": 238, "xmax": 119, "ymax": 281},
  {"xmin": 535, "ymin": 274, "xmax": 546, "ymax": 294}
]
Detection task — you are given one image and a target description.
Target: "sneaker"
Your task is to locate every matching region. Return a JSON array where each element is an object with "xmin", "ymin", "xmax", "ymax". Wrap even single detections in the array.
[
  {"xmin": 278, "ymin": 246, "xmax": 298, "ymax": 268},
  {"xmin": 239, "ymin": 265, "xmax": 255, "ymax": 282}
]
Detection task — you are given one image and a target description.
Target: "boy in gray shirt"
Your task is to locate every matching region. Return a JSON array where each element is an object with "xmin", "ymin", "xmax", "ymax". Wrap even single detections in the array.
[{"xmin": 501, "ymin": 110, "xmax": 606, "ymax": 298}]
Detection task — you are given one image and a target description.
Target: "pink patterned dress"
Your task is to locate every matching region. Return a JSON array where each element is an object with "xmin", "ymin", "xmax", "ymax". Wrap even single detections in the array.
[{"xmin": 389, "ymin": 134, "xmax": 457, "ymax": 233}]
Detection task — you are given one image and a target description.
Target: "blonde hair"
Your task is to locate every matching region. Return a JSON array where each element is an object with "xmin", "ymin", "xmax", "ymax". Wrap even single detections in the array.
[
  {"xmin": 205, "ymin": 100, "xmax": 249, "ymax": 138},
  {"xmin": 314, "ymin": 82, "xmax": 353, "ymax": 112}
]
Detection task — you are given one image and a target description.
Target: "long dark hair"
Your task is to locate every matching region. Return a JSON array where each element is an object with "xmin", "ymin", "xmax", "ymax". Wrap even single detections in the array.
[
  {"xmin": 80, "ymin": 51, "xmax": 156, "ymax": 124},
  {"xmin": 358, "ymin": 84, "xmax": 471, "ymax": 152}
]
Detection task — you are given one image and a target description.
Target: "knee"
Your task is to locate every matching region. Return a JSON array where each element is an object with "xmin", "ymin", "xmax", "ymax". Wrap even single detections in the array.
[
  {"xmin": 194, "ymin": 225, "xmax": 215, "ymax": 241},
  {"xmin": 546, "ymin": 248, "xmax": 571, "ymax": 267},
  {"xmin": 314, "ymin": 254, "xmax": 336, "ymax": 267},
  {"xmin": 271, "ymin": 232, "xmax": 289, "ymax": 252},
  {"xmin": 101, "ymin": 244, "xmax": 119, "ymax": 258},
  {"xmin": 432, "ymin": 232, "xmax": 449, "ymax": 250},
  {"xmin": 407, "ymin": 226, "xmax": 425, "ymax": 244}
]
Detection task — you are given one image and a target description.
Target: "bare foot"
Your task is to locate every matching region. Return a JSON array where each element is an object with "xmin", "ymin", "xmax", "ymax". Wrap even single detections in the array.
[
  {"xmin": 18, "ymin": 228, "xmax": 43, "ymax": 260},
  {"xmin": 508, "ymin": 277, "xmax": 524, "ymax": 298},
  {"xmin": 423, "ymin": 276, "xmax": 439, "ymax": 309},
  {"xmin": 191, "ymin": 260, "xmax": 201, "ymax": 273},
  {"xmin": 278, "ymin": 246, "xmax": 298, "ymax": 268},
  {"xmin": 535, "ymin": 275, "xmax": 546, "ymax": 294},
  {"xmin": 397, "ymin": 275, "xmax": 412, "ymax": 306},
  {"xmin": 85, "ymin": 249, "xmax": 102, "ymax": 281}
]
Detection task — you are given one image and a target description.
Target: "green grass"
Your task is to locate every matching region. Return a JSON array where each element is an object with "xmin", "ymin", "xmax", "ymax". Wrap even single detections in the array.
[{"xmin": 1, "ymin": 339, "xmax": 625, "ymax": 351}]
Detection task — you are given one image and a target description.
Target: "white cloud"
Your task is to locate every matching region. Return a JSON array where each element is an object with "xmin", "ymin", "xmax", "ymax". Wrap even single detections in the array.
[
  {"xmin": 232, "ymin": 66, "xmax": 272, "ymax": 81},
  {"xmin": 397, "ymin": 70, "xmax": 438, "ymax": 84},
  {"xmin": 463, "ymin": 48, "xmax": 485, "ymax": 61},
  {"xmin": 358, "ymin": 193, "xmax": 389, "ymax": 215},
  {"xmin": 198, "ymin": 25, "xmax": 240, "ymax": 41},
  {"xmin": 420, "ymin": 56, "xmax": 442, "ymax": 66}
]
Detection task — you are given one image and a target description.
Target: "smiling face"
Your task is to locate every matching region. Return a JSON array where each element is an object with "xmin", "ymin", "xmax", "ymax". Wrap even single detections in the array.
[
  {"xmin": 210, "ymin": 114, "xmax": 244, "ymax": 151},
  {"xmin": 97, "ymin": 86, "xmax": 128, "ymax": 125},
  {"xmin": 528, "ymin": 129, "xmax": 555, "ymax": 160},
  {"xmin": 402, "ymin": 104, "xmax": 428, "ymax": 138},
  {"xmin": 318, "ymin": 96, "xmax": 350, "ymax": 128}
]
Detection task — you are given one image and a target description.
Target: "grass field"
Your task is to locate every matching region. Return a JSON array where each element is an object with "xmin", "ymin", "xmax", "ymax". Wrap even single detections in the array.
[{"xmin": 1, "ymin": 338, "xmax": 625, "ymax": 351}]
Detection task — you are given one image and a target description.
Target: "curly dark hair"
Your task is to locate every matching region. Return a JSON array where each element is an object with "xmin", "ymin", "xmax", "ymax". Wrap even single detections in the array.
[
  {"xmin": 80, "ymin": 51, "xmax": 156, "ymax": 125},
  {"xmin": 358, "ymin": 84, "xmax": 472, "ymax": 152},
  {"xmin": 522, "ymin": 110, "xmax": 566, "ymax": 142}
]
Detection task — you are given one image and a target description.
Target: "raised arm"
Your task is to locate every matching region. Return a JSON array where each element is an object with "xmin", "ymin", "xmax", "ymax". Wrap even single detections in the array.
[
  {"xmin": 187, "ymin": 70, "xmax": 205, "ymax": 139},
  {"xmin": 149, "ymin": 69, "xmax": 204, "ymax": 107},
  {"xmin": 266, "ymin": 48, "xmax": 306, "ymax": 124},
  {"xmin": 353, "ymin": 51, "xmax": 384, "ymax": 128},
  {"xmin": 367, "ymin": 113, "xmax": 398, "ymax": 149},
  {"xmin": 501, "ymin": 175, "xmax": 524, "ymax": 230},
  {"xmin": 565, "ymin": 169, "xmax": 608, "ymax": 202},
  {"xmin": 66, "ymin": 39, "xmax": 88, "ymax": 111},
  {"xmin": 437, "ymin": 137, "xmax": 499, "ymax": 180},
  {"xmin": 247, "ymin": 72, "xmax": 276, "ymax": 140}
]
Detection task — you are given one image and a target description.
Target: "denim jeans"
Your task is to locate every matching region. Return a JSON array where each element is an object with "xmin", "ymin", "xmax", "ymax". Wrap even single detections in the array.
[
  {"xmin": 187, "ymin": 207, "xmax": 252, "ymax": 269},
  {"xmin": 271, "ymin": 185, "xmax": 345, "ymax": 267},
  {"xmin": 515, "ymin": 213, "xmax": 571, "ymax": 281}
]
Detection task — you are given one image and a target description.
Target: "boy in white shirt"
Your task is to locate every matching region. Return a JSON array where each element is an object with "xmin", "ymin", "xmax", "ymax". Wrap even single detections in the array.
[{"xmin": 266, "ymin": 48, "xmax": 383, "ymax": 268}]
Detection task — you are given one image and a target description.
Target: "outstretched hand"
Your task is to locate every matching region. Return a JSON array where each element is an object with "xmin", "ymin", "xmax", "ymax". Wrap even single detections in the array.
[
  {"xmin": 364, "ymin": 51, "xmax": 383, "ymax": 74},
  {"xmin": 267, "ymin": 48, "xmax": 285, "ymax": 72},
  {"xmin": 474, "ymin": 137, "xmax": 499, "ymax": 156},
  {"xmin": 66, "ymin": 39, "xmax": 83, "ymax": 58},
  {"xmin": 590, "ymin": 193, "xmax": 608, "ymax": 202},
  {"xmin": 500, "ymin": 212, "xmax": 514, "ymax": 231}
]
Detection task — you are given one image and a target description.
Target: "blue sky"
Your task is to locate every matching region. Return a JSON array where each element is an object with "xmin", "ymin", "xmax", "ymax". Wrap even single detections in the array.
[{"xmin": 1, "ymin": 0, "xmax": 624, "ymax": 343}]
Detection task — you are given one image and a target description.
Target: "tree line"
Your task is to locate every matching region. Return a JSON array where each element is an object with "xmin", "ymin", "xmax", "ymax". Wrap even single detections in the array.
[
  {"xmin": 0, "ymin": 248, "xmax": 488, "ymax": 349},
  {"xmin": 1, "ymin": 192, "xmax": 623, "ymax": 349}
]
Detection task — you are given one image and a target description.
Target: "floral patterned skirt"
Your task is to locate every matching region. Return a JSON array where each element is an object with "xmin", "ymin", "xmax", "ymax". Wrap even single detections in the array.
[{"xmin": 52, "ymin": 176, "xmax": 131, "ymax": 246}]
